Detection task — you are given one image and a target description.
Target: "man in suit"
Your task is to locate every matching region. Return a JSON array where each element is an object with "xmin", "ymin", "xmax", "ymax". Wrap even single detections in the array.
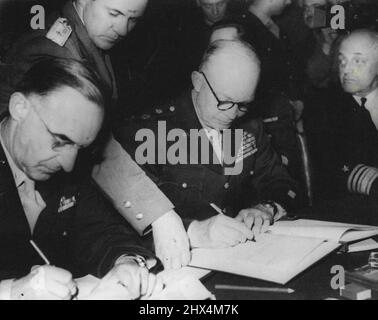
[
  {"xmin": 320, "ymin": 30, "xmax": 378, "ymax": 199},
  {"xmin": 5, "ymin": 0, "xmax": 190, "ymax": 269},
  {"xmin": 0, "ymin": 58, "xmax": 161, "ymax": 300},
  {"xmin": 116, "ymin": 40, "xmax": 301, "ymax": 248}
]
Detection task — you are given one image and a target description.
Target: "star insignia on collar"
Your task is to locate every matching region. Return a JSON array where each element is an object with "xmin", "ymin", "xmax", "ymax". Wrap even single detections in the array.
[{"xmin": 342, "ymin": 165, "xmax": 350, "ymax": 173}]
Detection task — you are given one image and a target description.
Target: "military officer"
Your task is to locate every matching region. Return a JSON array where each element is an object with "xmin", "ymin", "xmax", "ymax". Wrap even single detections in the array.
[
  {"xmin": 0, "ymin": 58, "xmax": 162, "ymax": 300},
  {"xmin": 320, "ymin": 30, "xmax": 378, "ymax": 200},
  {"xmin": 115, "ymin": 40, "xmax": 301, "ymax": 248},
  {"xmin": 5, "ymin": 0, "xmax": 190, "ymax": 269}
]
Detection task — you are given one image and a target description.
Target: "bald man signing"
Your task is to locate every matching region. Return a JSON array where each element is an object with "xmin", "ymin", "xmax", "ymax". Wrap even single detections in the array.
[{"xmin": 116, "ymin": 40, "xmax": 301, "ymax": 248}]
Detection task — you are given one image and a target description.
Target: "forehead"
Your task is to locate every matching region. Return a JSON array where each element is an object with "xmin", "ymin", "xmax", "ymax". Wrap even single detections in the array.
[
  {"xmin": 36, "ymin": 87, "xmax": 103, "ymax": 144},
  {"xmin": 340, "ymin": 35, "xmax": 378, "ymax": 58},
  {"xmin": 200, "ymin": 0, "xmax": 225, "ymax": 6},
  {"xmin": 304, "ymin": 0, "xmax": 327, "ymax": 6},
  {"xmin": 96, "ymin": 0, "xmax": 147, "ymax": 13},
  {"xmin": 205, "ymin": 51, "xmax": 259, "ymax": 99}
]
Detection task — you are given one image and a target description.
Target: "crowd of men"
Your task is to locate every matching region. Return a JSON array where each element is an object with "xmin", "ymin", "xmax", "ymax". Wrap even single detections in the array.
[{"xmin": 0, "ymin": 0, "xmax": 377, "ymax": 300}]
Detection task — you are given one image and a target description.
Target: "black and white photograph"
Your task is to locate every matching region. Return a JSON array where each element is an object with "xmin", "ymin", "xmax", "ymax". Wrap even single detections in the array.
[{"xmin": 0, "ymin": 0, "xmax": 378, "ymax": 306}]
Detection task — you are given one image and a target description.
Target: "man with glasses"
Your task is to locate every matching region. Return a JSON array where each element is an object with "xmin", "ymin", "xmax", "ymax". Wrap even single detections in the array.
[
  {"xmin": 5, "ymin": 0, "xmax": 190, "ymax": 270},
  {"xmin": 0, "ymin": 58, "xmax": 162, "ymax": 300},
  {"xmin": 116, "ymin": 40, "xmax": 301, "ymax": 249}
]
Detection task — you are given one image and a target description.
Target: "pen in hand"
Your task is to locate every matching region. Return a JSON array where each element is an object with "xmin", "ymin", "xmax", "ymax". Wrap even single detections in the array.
[
  {"xmin": 209, "ymin": 203, "xmax": 256, "ymax": 242},
  {"xmin": 30, "ymin": 240, "xmax": 50, "ymax": 265}
]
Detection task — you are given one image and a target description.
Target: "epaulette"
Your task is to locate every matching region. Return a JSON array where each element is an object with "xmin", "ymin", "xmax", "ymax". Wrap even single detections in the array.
[{"xmin": 46, "ymin": 18, "xmax": 73, "ymax": 47}]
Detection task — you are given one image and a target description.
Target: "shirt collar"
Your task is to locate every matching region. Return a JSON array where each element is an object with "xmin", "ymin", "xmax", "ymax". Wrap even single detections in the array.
[
  {"xmin": 0, "ymin": 120, "xmax": 27, "ymax": 188},
  {"xmin": 353, "ymin": 88, "xmax": 378, "ymax": 111}
]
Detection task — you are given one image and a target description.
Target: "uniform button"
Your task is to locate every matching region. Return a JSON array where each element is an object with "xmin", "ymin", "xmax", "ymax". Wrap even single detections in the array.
[
  {"xmin": 169, "ymin": 106, "xmax": 175, "ymax": 112},
  {"xmin": 124, "ymin": 201, "xmax": 132, "ymax": 208},
  {"xmin": 267, "ymin": 47, "xmax": 272, "ymax": 52},
  {"xmin": 0, "ymin": 160, "xmax": 5, "ymax": 165},
  {"xmin": 155, "ymin": 108, "xmax": 163, "ymax": 114},
  {"xmin": 182, "ymin": 183, "xmax": 188, "ymax": 189},
  {"xmin": 62, "ymin": 231, "xmax": 68, "ymax": 237},
  {"xmin": 136, "ymin": 213, "xmax": 144, "ymax": 220},
  {"xmin": 250, "ymin": 171, "xmax": 254, "ymax": 176},
  {"xmin": 224, "ymin": 182, "xmax": 230, "ymax": 189}
]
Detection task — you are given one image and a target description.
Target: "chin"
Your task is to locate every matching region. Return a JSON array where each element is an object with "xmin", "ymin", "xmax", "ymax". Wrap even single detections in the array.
[
  {"xmin": 94, "ymin": 39, "xmax": 115, "ymax": 51},
  {"xmin": 342, "ymin": 83, "xmax": 361, "ymax": 94}
]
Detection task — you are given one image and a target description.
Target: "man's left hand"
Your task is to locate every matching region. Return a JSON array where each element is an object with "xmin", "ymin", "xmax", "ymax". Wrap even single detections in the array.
[{"xmin": 152, "ymin": 210, "xmax": 190, "ymax": 270}]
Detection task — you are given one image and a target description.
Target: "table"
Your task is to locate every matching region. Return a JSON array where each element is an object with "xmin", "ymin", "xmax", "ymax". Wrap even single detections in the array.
[{"xmin": 201, "ymin": 195, "xmax": 378, "ymax": 300}]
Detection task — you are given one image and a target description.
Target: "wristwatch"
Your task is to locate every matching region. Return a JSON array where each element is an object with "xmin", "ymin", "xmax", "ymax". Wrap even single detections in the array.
[
  {"xmin": 259, "ymin": 201, "xmax": 279, "ymax": 218},
  {"xmin": 116, "ymin": 254, "xmax": 147, "ymax": 268}
]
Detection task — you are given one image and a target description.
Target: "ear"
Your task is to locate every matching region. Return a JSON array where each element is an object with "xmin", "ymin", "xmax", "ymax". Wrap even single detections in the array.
[
  {"xmin": 191, "ymin": 71, "xmax": 204, "ymax": 93},
  {"xmin": 8, "ymin": 92, "xmax": 30, "ymax": 123}
]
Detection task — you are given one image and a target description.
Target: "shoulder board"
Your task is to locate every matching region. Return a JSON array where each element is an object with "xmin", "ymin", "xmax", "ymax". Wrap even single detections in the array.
[{"xmin": 46, "ymin": 18, "xmax": 72, "ymax": 47}]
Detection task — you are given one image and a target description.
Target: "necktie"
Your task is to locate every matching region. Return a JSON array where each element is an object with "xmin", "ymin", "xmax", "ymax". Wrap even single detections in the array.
[
  {"xmin": 18, "ymin": 179, "xmax": 46, "ymax": 234},
  {"xmin": 361, "ymin": 97, "xmax": 367, "ymax": 109}
]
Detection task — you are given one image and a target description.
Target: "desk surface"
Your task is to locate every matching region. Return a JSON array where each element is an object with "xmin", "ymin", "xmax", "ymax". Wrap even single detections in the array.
[{"xmin": 202, "ymin": 195, "xmax": 378, "ymax": 300}]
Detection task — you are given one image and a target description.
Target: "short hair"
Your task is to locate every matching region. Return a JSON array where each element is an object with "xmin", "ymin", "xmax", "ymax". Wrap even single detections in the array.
[
  {"xmin": 0, "ymin": 58, "xmax": 107, "ymax": 115},
  {"xmin": 199, "ymin": 39, "xmax": 260, "ymax": 71}
]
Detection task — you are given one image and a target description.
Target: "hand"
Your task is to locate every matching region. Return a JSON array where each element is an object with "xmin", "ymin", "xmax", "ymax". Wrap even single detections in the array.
[
  {"xmin": 152, "ymin": 210, "xmax": 190, "ymax": 270},
  {"xmin": 11, "ymin": 265, "xmax": 77, "ymax": 300},
  {"xmin": 107, "ymin": 257, "xmax": 164, "ymax": 300},
  {"xmin": 236, "ymin": 206, "xmax": 274, "ymax": 240},
  {"xmin": 187, "ymin": 214, "xmax": 254, "ymax": 249}
]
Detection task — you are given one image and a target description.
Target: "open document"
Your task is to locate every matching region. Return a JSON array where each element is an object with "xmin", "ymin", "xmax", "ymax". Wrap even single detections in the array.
[{"xmin": 189, "ymin": 219, "xmax": 378, "ymax": 285}]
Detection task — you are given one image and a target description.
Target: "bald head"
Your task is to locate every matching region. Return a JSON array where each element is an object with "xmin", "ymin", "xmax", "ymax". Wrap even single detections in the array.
[
  {"xmin": 192, "ymin": 40, "xmax": 260, "ymax": 130},
  {"xmin": 338, "ymin": 29, "xmax": 378, "ymax": 96}
]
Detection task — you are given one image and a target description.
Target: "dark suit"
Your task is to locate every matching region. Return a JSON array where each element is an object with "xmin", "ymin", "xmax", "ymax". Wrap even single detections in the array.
[
  {"xmin": 114, "ymin": 91, "xmax": 301, "ymax": 225},
  {"xmin": 0, "ymin": 143, "xmax": 153, "ymax": 281},
  {"xmin": 323, "ymin": 89, "xmax": 378, "ymax": 197},
  {"xmin": 4, "ymin": 1, "xmax": 174, "ymax": 235}
]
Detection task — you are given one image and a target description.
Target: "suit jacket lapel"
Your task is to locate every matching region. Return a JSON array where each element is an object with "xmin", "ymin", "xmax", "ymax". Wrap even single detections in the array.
[{"xmin": 0, "ymin": 144, "xmax": 31, "ymax": 238}]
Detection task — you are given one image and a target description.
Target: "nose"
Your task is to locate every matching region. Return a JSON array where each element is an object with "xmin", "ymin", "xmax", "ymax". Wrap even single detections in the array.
[
  {"xmin": 58, "ymin": 147, "xmax": 78, "ymax": 173},
  {"xmin": 113, "ymin": 17, "xmax": 129, "ymax": 38},
  {"xmin": 211, "ymin": 5, "xmax": 219, "ymax": 16}
]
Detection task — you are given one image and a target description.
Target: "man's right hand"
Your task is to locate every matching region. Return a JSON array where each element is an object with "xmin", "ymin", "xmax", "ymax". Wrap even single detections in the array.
[
  {"xmin": 11, "ymin": 266, "xmax": 77, "ymax": 300},
  {"xmin": 187, "ymin": 214, "xmax": 254, "ymax": 249}
]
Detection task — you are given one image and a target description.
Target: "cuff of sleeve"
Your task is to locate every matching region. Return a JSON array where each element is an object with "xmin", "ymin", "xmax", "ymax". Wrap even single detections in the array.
[
  {"xmin": 0, "ymin": 279, "xmax": 14, "ymax": 300},
  {"xmin": 97, "ymin": 246, "xmax": 155, "ymax": 278},
  {"xmin": 92, "ymin": 135, "xmax": 174, "ymax": 235},
  {"xmin": 347, "ymin": 165, "xmax": 378, "ymax": 196}
]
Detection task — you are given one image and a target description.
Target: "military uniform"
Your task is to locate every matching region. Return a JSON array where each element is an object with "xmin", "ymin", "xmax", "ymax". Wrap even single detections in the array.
[
  {"xmin": 322, "ymin": 89, "xmax": 378, "ymax": 199},
  {"xmin": 5, "ymin": 1, "xmax": 174, "ymax": 234},
  {"xmin": 114, "ymin": 91, "xmax": 301, "ymax": 225},
  {"xmin": 0, "ymin": 142, "xmax": 154, "ymax": 281}
]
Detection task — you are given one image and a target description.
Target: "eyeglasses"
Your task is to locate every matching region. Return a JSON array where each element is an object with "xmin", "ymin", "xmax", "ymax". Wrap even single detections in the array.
[
  {"xmin": 29, "ymin": 101, "xmax": 78, "ymax": 152},
  {"xmin": 200, "ymin": 72, "xmax": 250, "ymax": 112}
]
